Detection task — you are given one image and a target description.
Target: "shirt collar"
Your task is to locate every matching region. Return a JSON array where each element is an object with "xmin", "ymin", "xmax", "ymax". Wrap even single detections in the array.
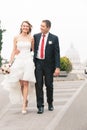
[{"xmin": 41, "ymin": 32, "xmax": 49, "ymax": 38}]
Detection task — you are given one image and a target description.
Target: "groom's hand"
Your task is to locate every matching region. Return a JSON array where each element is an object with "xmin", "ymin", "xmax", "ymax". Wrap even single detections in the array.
[{"xmin": 53, "ymin": 68, "xmax": 60, "ymax": 77}]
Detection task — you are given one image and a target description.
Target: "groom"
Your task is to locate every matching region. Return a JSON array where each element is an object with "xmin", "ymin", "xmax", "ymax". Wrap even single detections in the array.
[{"xmin": 33, "ymin": 20, "xmax": 60, "ymax": 114}]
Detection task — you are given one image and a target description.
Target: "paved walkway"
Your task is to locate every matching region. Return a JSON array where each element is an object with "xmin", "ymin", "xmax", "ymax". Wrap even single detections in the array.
[
  {"xmin": 55, "ymin": 81, "xmax": 87, "ymax": 130},
  {"xmin": 0, "ymin": 73, "xmax": 86, "ymax": 130}
]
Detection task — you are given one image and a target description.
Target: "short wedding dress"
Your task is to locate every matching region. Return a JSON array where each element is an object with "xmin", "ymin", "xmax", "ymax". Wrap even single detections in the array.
[{"xmin": 1, "ymin": 41, "xmax": 35, "ymax": 104}]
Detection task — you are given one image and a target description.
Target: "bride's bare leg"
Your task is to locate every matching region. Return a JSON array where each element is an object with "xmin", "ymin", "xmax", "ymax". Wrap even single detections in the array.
[
  {"xmin": 19, "ymin": 80, "xmax": 24, "ymax": 95},
  {"xmin": 22, "ymin": 81, "xmax": 29, "ymax": 113}
]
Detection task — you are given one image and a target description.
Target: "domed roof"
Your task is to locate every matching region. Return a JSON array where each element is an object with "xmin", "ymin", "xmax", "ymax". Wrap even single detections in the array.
[{"xmin": 65, "ymin": 44, "xmax": 80, "ymax": 64}]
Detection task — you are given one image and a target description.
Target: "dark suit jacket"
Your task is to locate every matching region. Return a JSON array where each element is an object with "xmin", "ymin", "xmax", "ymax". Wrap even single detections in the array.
[{"xmin": 34, "ymin": 32, "xmax": 60, "ymax": 72}]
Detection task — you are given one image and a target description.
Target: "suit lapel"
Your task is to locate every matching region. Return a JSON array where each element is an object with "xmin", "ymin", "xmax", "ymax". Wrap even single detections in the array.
[
  {"xmin": 37, "ymin": 33, "xmax": 41, "ymax": 47},
  {"xmin": 45, "ymin": 33, "xmax": 51, "ymax": 48}
]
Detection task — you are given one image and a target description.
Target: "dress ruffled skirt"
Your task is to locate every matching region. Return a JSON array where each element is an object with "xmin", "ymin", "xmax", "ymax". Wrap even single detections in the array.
[{"xmin": 1, "ymin": 53, "xmax": 36, "ymax": 104}]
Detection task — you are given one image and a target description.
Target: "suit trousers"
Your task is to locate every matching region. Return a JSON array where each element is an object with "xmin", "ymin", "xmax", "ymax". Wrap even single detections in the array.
[{"xmin": 35, "ymin": 58, "xmax": 54, "ymax": 108}]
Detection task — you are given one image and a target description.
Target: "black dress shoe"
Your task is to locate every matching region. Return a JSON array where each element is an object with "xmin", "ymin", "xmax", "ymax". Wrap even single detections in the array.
[
  {"xmin": 48, "ymin": 104, "xmax": 54, "ymax": 111},
  {"xmin": 37, "ymin": 107, "xmax": 44, "ymax": 114}
]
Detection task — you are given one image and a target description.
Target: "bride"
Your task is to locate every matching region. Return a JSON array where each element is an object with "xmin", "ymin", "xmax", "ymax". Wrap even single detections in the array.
[{"xmin": 2, "ymin": 20, "xmax": 35, "ymax": 114}]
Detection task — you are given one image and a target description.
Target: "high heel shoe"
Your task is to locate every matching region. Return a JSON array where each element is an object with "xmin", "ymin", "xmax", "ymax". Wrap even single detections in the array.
[
  {"xmin": 22, "ymin": 101, "xmax": 27, "ymax": 114},
  {"xmin": 22, "ymin": 110, "xmax": 27, "ymax": 114}
]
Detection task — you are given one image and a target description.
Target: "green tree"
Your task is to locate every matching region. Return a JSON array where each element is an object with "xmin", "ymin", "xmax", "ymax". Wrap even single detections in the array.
[
  {"xmin": 0, "ymin": 20, "xmax": 6, "ymax": 66},
  {"xmin": 60, "ymin": 56, "xmax": 72, "ymax": 73}
]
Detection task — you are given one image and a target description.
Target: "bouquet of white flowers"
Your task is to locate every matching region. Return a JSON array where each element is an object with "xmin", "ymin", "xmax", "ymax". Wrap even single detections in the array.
[{"xmin": 1, "ymin": 63, "xmax": 11, "ymax": 74}]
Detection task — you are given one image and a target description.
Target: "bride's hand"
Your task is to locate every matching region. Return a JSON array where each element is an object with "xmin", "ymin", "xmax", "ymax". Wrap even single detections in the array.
[{"xmin": 15, "ymin": 49, "xmax": 20, "ymax": 55}]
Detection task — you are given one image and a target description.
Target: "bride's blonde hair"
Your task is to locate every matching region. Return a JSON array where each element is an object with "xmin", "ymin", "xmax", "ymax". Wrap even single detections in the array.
[{"xmin": 20, "ymin": 20, "xmax": 32, "ymax": 34}]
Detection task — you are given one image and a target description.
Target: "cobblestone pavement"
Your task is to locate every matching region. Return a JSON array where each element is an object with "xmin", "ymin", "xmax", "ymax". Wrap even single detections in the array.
[{"xmin": 0, "ymin": 73, "xmax": 86, "ymax": 130}]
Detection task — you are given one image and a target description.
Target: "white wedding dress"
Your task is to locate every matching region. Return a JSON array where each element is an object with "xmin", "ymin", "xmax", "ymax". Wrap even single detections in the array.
[{"xmin": 1, "ymin": 41, "xmax": 35, "ymax": 104}]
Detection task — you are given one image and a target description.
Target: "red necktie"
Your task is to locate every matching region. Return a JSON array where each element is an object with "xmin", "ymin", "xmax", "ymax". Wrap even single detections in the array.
[{"xmin": 40, "ymin": 35, "xmax": 45, "ymax": 59}]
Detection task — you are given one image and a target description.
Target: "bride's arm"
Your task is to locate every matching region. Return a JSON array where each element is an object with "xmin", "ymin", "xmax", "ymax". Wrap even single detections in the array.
[
  {"xmin": 9, "ymin": 37, "xmax": 18, "ymax": 65},
  {"xmin": 31, "ymin": 37, "xmax": 34, "ymax": 52}
]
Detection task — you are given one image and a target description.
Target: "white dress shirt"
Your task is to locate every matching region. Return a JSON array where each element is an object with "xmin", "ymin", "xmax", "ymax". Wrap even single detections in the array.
[{"xmin": 37, "ymin": 33, "xmax": 49, "ymax": 59}]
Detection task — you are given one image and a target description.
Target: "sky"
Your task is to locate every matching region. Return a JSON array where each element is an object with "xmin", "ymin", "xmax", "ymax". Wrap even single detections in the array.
[{"xmin": 0, "ymin": 0, "xmax": 87, "ymax": 63}]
